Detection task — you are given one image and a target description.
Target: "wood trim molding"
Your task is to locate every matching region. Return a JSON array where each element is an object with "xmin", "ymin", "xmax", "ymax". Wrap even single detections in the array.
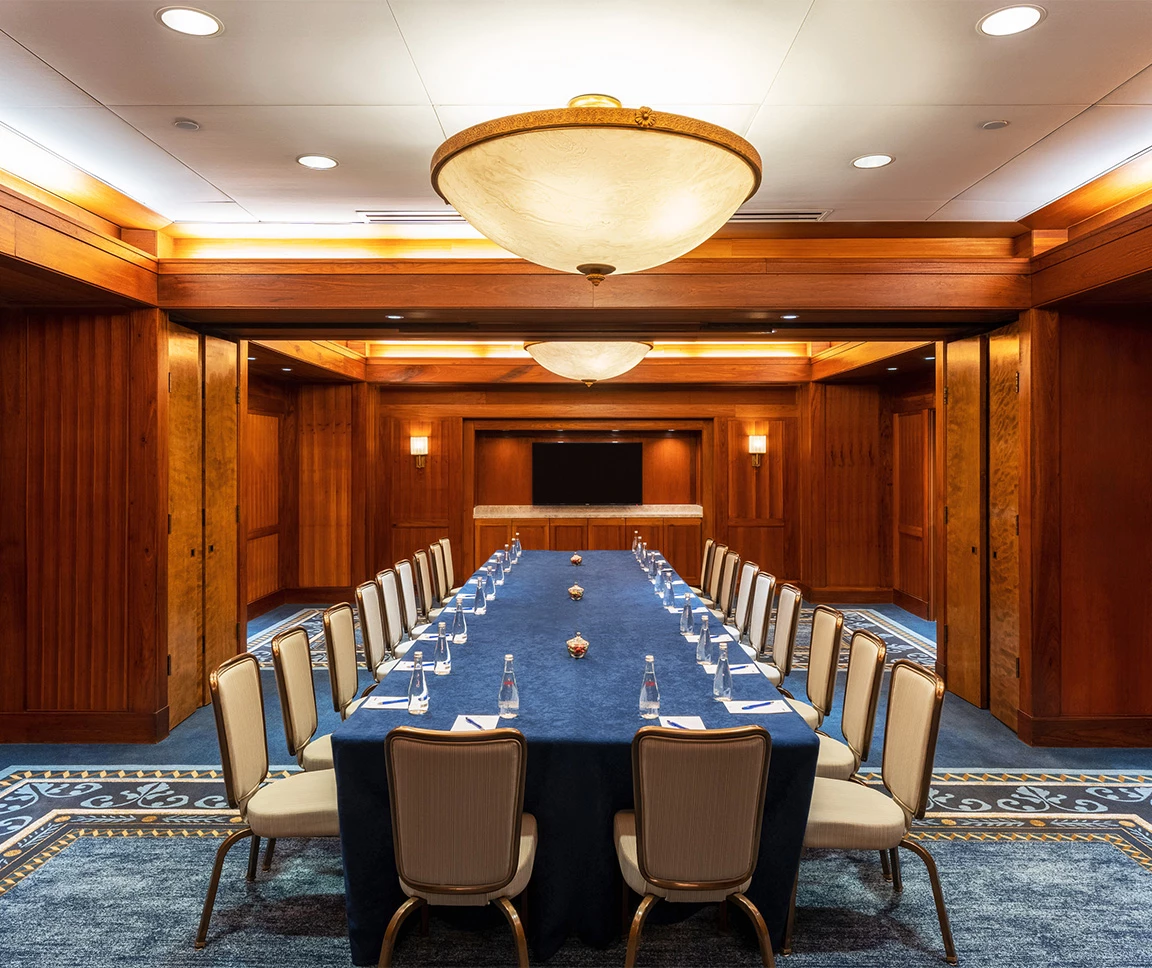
[
  {"xmin": 1017, "ymin": 711, "xmax": 1152, "ymax": 748},
  {"xmin": 810, "ymin": 340, "xmax": 933, "ymax": 381},
  {"xmin": 0, "ymin": 708, "xmax": 169, "ymax": 744},
  {"xmin": 365, "ymin": 358, "xmax": 811, "ymax": 385},
  {"xmin": 249, "ymin": 338, "xmax": 367, "ymax": 381}
]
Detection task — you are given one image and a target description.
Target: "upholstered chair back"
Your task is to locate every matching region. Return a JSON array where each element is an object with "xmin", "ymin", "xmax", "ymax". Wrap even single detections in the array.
[
  {"xmin": 841, "ymin": 630, "xmax": 887, "ymax": 768},
  {"xmin": 395, "ymin": 559, "xmax": 421, "ymax": 634},
  {"xmin": 209, "ymin": 653, "xmax": 269, "ymax": 816},
  {"xmin": 768, "ymin": 583, "xmax": 803, "ymax": 672},
  {"xmin": 356, "ymin": 580, "xmax": 387, "ymax": 675},
  {"xmin": 746, "ymin": 572, "xmax": 777, "ymax": 655},
  {"xmin": 698, "ymin": 538, "xmax": 714, "ymax": 588},
  {"xmin": 323, "ymin": 603, "xmax": 359, "ymax": 718},
  {"xmin": 705, "ymin": 543, "xmax": 729, "ymax": 601},
  {"xmin": 882, "ymin": 660, "xmax": 945, "ymax": 823},
  {"xmin": 806, "ymin": 605, "xmax": 845, "ymax": 720},
  {"xmin": 439, "ymin": 537, "xmax": 456, "ymax": 590},
  {"xmin": 631, "ymin": 726, "xmax": 771, "ymax": 890},
  {"xmin": 429, "ymin": 542, "xmax": 449, "ymax": 603},
  {"xmin": 732, "ymin": 562, "xmax": 760, "ymax": 638},
  {"xmin": 271, "ymin": 626, "xmax": 319, "ymax": 765},
  {"xmin": 386, "ymin": 728, "xmax": 528, "ymax": 894},
  {"xmin": 413, "ymin": 549, "xmax": 436, "ymax": 617},
  {"xmin": 377, "ymin": 568, "xmax": 404, "ymax": 651},
  {"xmin": 714, "ymin": 551, "xmax": 740, "ymax": 616}
]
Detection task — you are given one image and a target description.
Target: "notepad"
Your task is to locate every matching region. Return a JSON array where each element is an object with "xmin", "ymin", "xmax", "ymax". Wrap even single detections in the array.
[
  {"xmin": 665, "ymin": 606, "xmax": 680, "ymax": 614},
  {"xmin": 693, "ymin": 606, "xmax": 710, "ymax": 613},
  {"xmin": 713, "ymin": 633, "xmax": 734, "ymax": 643},
  {"xmin": 702, "ymin": 663, "xmax": 761, "ymax": 675},
  {"xmin": 361, "ymin": 695, "xmax": 409, "ymax": 710},
  {"xmin": 451, "ymin": 714, "xmax": 500, "ymax": 731},
  {"xmin": 723, "ymin": 700, "xmax": 789, "ymax": 715},
  {"xmin": 658, "ymin": 716, "xmax": 706, "ymax": 730}
]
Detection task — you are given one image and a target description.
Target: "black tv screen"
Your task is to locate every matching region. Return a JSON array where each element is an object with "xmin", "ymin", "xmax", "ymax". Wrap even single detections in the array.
[{"xmin": 532, "ymin": 442, "xmax": 643, "ymax": 505}]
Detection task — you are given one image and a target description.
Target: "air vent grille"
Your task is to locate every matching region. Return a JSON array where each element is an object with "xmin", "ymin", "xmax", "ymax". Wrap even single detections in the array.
[
  {"xmin": 357, "ymin": 210, "xmax": 466, "ymax": 224},
  {"xmin": 729, "ymin": 210, "xmax": 830, "ymax": 223}
]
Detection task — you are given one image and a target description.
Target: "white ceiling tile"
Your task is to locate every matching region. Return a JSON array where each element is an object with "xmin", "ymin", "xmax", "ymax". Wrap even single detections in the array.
[
  {"xmin": 112, "ymin": 104, "xmax": 448, "ymax": 221},
  {"xmin": 765, "ymin": 0, "xmax": 1152, "ymax": 106},
  {"xmin": 1101, "ymin": 64, "xmax": 1152, "ymax": 105},
  {"xmin": 954, "ymin": 104, "xmax": 1152, "ymax": 216},
  {"xmin": 743, "ymin": 104, "xmax": 1088, "ymax": 207},
  {"xmin": 0, "ymin": 30, "xmax": 95, "ymax": 107},
  {"xmin": 0, "ymin": 2, "xmax": 428, "ymax": 106},
  {"xmin": 821, "ymin": 200, "xmax": 951, "ymax": 221},
  {"xmin": 928, "ymin": 199, "xmax": 1030, "ymax": 221},
  {"xmin": 390, "ymin": 0, "xmax": 811, "ymax": 107}
]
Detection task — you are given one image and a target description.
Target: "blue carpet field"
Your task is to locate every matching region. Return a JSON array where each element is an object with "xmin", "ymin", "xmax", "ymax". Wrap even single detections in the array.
[{"xmin": 2, "ymin": 603, "xmax": 1150, "ymax": 967}]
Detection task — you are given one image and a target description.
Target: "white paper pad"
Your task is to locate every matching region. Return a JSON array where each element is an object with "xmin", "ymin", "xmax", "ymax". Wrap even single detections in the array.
[
  {"xmin": 361, "ymin": 695, "xmax": 409, "ymax": 710},
  {"xmin": 665, "ymin": 606, "xmax": 680, "ymax": 614},
  {"xmin": 419, "ymin": 633, "xmax": 439, "ymax": 641},
  {"xmin": 393, "ymin": 659, "xmax": 426, "ymax": 671},
  {"xmin": 451, "ymin": 714, "xmax": 500, "ymax": 731},
  {"xmin": 702, "ymin": 663, "xmax": 762, "ymax": 675},
  {"xmin": 693, "ymin": 606, "xmax": 710, "ymax": 613},
  {"xmin": 670, "ymin": 580, "xmax": 687, "ymax": 586},
  {"xmin": 723, "ymin": 700, "xmax": 790, "ymax": 715},
  {"xmin": 659, "ymin": 715, "xmax": 706, "ymax": 730},
  {"xmin": 684, "ymin": 633, "xmax": 700, "ymax": 643},
  {"xmin": 713, "ymin": 633, "xmax": 734, "ymax": 643}
]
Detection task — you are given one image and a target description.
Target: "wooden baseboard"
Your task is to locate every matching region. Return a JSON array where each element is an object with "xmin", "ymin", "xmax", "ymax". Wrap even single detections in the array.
[
  {"xmin": 804, "ymin": 586, "xmax": 895, "ymax": 605},
  {"xmin": 248, "ymin": 589, "xmax": 289, "ymax": 618},
  {"xmin": 0, "ymin": 708, "xmax": 169, "ymax": 744},
  {"xmin": 1017, "ymin": 711, "xmax": 1152, "ymax": 747},
  {"xmin": 892, "ymin": 589, "xmax": 930, "ymax": 619}
]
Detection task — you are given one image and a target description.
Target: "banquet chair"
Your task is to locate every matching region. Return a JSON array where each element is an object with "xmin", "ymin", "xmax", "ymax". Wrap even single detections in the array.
[
  {"xmin": 438, "ymin": 536, "xmax": 464, "ymax": 597},
  {"xmin": 271, "ymin": 626, "xmax": 335, "ymax": 770},
  {"xmin": 725, "ymin": 561, "xmax": 760, "ymax": 643},
  {"xmin": 413, "ymin": 549, "xmax": 442, "ymax": 621},
  {"xmin": 429, "ymin": 541, "xmax": 454, "ymax": 606},
  {"xmin": 195, "ymin": 653, "xmax": 339, "ymax": 949},
  {"xmin": 781, "ymin": 605, "xmax": 844, "ymax": 729},
  {"xmin": 377, "ymin": 568, "xmax": 407, "ymax": 656},
  {"xmin": 379, "ymin": 727, "xmax": 536, "ymax": 968},
  {"xmin": 745, "ymin": 572, "xmax": 777, "ymax": 658},
  {"xmin": 323, "ymin": 602, "xmax": 364, "ymax": 720},
  {"xmin": 615, "ymin": 725, "xmax": 775, "ymax": 968},
  {"xmin": 757, "ymin": 583, "xmax": 803, "ymax": 695},
  {"xmin": 786, "ymin": 660, "xmax": 956, "ymax": 965},
  {"xmin": 815, "ymin": 629, "xmax": 886, "ymax": 781},
  {"xmin": 709, "ymin": 550, "xmax": 741, "ymax": 622},
  {"xmin": 356, "ymin": 579, "xmax": 392, "ymax": 688},
  {"xmin": 394, "ymin": 558, "xmax": 428, "ymax": 638},
  {"xmin": 687, "ymin": 538, "xmax": 715, "ymax": 597},
  {"xmin": 702, "ymin": 543, "xmax": 729, "ymax": 605}
]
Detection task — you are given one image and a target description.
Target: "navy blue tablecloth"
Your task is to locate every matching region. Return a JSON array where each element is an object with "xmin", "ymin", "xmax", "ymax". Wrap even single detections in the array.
[{"xmin": 332, "ymin": 550, "xmax": 818, "ymax": 965}]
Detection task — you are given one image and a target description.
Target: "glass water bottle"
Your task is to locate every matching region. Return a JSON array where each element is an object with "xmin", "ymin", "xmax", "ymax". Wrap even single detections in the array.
[
  {"xmin": 407, "ymin": 651, "xmax": 429, "ymax": 714},
  {"xmin": 495, "ymin": 555, "xmax": 506, "ymax": 585},
  {"xmin": 473, "ymin": 577, "xmax": 487, "ymax": 616},
  {"xmin": 450, "ymin": 597, "xmax": 468, "ymax": 644},
  {"xmin": 498, "ymin": 654, "xmax": 519, "ymax": 719},
  {"xmin": 512, "ymin": 533, "xmax": 522, "ymax": 560},
  {"xmin": 639, "ymin": 654, "xmax": 660, "ymax": 720},
  {"xmin": 631, "ymin": 532, "xmax": 640, "ymax": 557},
  {"xmin": 433, "ymin": 621, "xmax": 451, "ymax": 675},
  {"xmin": 680, "ymin": 594, "xmax": 693, "ymax": 634},
  {"xmin": 485, "ymin": 564, "xmax": 497, "ymax": 600},
  {"xmin": 653, "ymin": 567, "xmax": 665, "ymax": 599},
  {"xmin": 503, "ymin": 543, "xmax": 513, "ymax": 570},
  {"xmin": 662, "ymin": 569, "xmax": 676, "ymax": 607},
  {"xmin": 696, "ymin": 613, "xmax": 711, "ymax": 665},
  {"xmin": 713, "ymin": 642, "xmax": 733, "ymax": 701}
]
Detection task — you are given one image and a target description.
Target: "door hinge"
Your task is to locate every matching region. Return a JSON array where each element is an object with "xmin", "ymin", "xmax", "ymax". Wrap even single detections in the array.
[
  {"xmin": 235, "ymin": 385, "xmax": 241, "ymax": 405},
  {"xmin": 1015, "ymin": 514, "xmax": 1020, "ymax": 536},
  {"xmin": 943, "ymin": 386, "xmax": 949, "ymax": 405},
  {"xmin": 167, "ymin": 513, "xmax": 172, "ymax": 535},
  {"xmin": 1015, "ymin": 657, "xmax": 1021, "ymax": 678},
  {"xmin": 166, "ymin": 655, "xmax": 172, "ymax": 676},
  {"xmin": 1015, "ymin": 371, "xmax": 1020, "ymax": 393}
]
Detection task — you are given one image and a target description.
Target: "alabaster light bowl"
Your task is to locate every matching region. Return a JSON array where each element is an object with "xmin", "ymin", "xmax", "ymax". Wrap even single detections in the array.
[
  {"xmin": 568, "ymin": 583, "xmax": 584, "ymax": 601},
  {"xmin": 570, "ymin": 553, "xmax": 583, "ymax": 566},
  {"xmin": 567, "ymin": 631, "xmax": 589, "ymax": 659}
]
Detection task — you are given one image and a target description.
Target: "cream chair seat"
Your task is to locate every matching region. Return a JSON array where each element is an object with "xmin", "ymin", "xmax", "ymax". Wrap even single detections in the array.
[
  {"xmin": 814, "ymin": 734, "xmax": 856, "ymax": 779},
  {"xmin": 244, "ymin": 769, "xmax": 340, "ymax": 838},
  {"xmin": 785, "ymin": 698, "xmax": 819, "ymax": 728},
  {"xmin": 815, "ymin": 629, "xmax": 886, "ymax": 781},
  {"xmin": 299, "ymin": 733, "xmax": 333, "ymax": 771},
  {"xmin": 802, "ymin": 777, "xmax": 906, "ymax": 849}
]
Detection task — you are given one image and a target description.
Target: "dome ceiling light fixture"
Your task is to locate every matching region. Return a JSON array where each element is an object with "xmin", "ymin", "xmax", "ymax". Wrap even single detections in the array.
[
  {"xmin": 524, "ymin": 341, "xmax": 653, "ymax": 386},
  {"xmin": 431, "ymin": 95, "xmax": 762, "ymax": 286}
]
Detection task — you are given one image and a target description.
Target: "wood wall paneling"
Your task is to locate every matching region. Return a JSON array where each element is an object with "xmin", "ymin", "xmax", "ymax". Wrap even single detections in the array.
[
  {"xmin": 298, "ymin": 385, "xmax": 353, "ymax": 587},
  {"xmin": 203, "ymin": 335, "xmax": 240, "ymax": 688},
  {"xmin": 513, "ymin": 521, "xmax": 550, "ymax": 551},
  {"xmin": 247, "ymin": 533, "xmax": 280, "ymax": 603},
  {"xmin": 0, "ymin": 313, "xmax": 28, "ymax": 715},
  {"xmin": 587, "ymin": 518, "xmax": 627, "ymax": 550},
  {"xmin": 474, "ymin": 521, "xmax": 513, "ymax": 563},
  {"xmin": 642, "ymin": 436, "xmax": 697, "ymax": 505},
  {"xmin": 664, "ymin": 518, "xmax": 705, "ymax": 585},
  {"xmin": 475, "ymin": 437, "xmax": 532, "ymax": 505},
  {"xmin": 166, "ymin": 321, "xmax": 202, "ymax": 728},
  {"xmin": 243, "ymin": 413, "xmax": 280, "ymax": 531},
  {"xmin": 988, "ymin": 322, "xmax": 1021, "ymax": 730},
  {"xmin": 892, "ymin": 408, "xmax": 932, "ymax": 617},
  {"xmin": 549, "ymin": 519, "xmax": 588, "ymax": 552},
  {"xmin": 944, "ymin": 335, "xmax": 988, "ymax": 707}
]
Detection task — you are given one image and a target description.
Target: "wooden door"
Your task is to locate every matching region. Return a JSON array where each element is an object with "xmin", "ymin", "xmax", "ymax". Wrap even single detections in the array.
[
  {"xmin": 893, "ymin": 409, "xmax": 933, "ymax": 618},
  {"xmin": 203, "ymin": 336, "xmax": 240, "ymax": 696},
  {"xmin": 988, "ymin": 323, "xmax": 1021, "ymax": 729},
  {"xmin": 167, "ymin": 322, "xmax": 202, "ymax": 728},
  {"xmin": 944, "ymin": 336, "xmax": 988, "ymax": 707}
]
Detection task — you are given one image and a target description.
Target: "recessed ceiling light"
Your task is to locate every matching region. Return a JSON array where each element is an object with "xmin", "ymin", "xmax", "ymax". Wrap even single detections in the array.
[
  {"xmin": 281, "ymin": 367, "xmax": 292, "ymax": 372},
  {"xmin": 980, "ymin": 119, "xmax": 1010, "ymax": 130},
  {"xmin": 172, "ymin": 118, "xmax": 200, "ymax": 131},
  {"xmin": 887, "ymin": 367, "xmax": 899, "ymax": 371},
  {"xmin": 386, "ymin": 314, "xmax": 404, "ymax": 320},
  {"xmin": 978, "ymin": 5, "xmax": 1045, "ymax": 36},
  {"xmin": 156, "ymin": 6, "xmax": 224, "ymax": 36},
  {"xmin": 781, "ymin": 314, "xmax": 799, "ymax": 320},
  {"xmin": 296, "ymin": 154, "xmax": 338, "ymax": 170},
  {"xmin": 852, "ymin": 154, "xmax": 894, "ymax": 169}
]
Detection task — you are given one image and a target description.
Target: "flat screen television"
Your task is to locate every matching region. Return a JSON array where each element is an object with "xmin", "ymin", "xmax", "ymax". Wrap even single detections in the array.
[{"xmin": 532, "ymin": 442, "xmax": 643, "ymax": 505}]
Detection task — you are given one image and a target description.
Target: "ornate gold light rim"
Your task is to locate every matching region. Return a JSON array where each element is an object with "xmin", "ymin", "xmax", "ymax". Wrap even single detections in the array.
[{"xmin": 430, "ymin": 106, "xmax": 763, "ymax": 203}]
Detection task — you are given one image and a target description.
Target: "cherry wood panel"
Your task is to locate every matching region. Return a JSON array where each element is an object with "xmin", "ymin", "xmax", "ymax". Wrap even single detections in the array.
[
  {"xmin": 474, "ymin": 521, "xmax": 513, "ymax": 562},
  {"xmin": 944, "ymin": 336, "xmax": 988, "ymax": 707},
  {"xmin": 247, "ymin": 534, "xmax": 280, "ymax": 603},
  {"xmin": 628, "ymin": 518, "xmax": 665, "ymax": 562},
  {"xmin": 587, "ymin": 519, "xmax": 627, "ymax": 550},
  {"xmin": 166, "ymin": 322, "xmax": 202, "ymax": 728},
  {"xmin": 243, "ymin": 413, "xmax": 280, "ymax": 532},
  {"xmin": 297, "ymin": 385, "xmax": 353, "ymax": 587},
  {"xmin": 988, "ymin": 322, "xmax": 1021, "ymax": 730},
  {"xmin": 728, "ymin": 419, "xmax": 785, "ymax": 523},
  {"xmin": 512, "ymin": 521, "xmax": 549, "ymax": 551},
  {"xmin": 664, "ymin": 518, "xmax": 705, "ymax": 585},
  {"xmin": 249, "ymin": 337, "xmax": 366, "ymax": 381},
  {"xmin": 368, "ymin": 358, "xmax": 811, "ymax": 385},
  {"xmin": 642, "ymin": 436, "xmax": 697, "ymax": 505},
  {"xmin": 475, "ymin": 437, "xmax": 532, "ymax": 505},
  {"xmin": 728, "ymin": 525, "xmax": 786, "ymax": 582},
  {"xmin": 892, "ymin": 409, "xmax": 931, "ymax": 617},
  {"xmin": 549, "ymin": 519, "xmax": 588, "ymax": 552}
]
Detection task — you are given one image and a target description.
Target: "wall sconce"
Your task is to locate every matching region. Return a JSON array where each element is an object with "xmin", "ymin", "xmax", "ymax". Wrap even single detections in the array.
[
  {"xmin": 748, "ymin": 434, "xmax": 766, "ymax": 468},
  {"xmin": 410, "ymin": 435, "xmax": 429, "ymax": 469}
]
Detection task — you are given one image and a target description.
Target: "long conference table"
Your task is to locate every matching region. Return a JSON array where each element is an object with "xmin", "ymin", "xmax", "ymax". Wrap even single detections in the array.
[{"xmin": 332, "ymin": 550, "xmax": 819, "ymax": 965}]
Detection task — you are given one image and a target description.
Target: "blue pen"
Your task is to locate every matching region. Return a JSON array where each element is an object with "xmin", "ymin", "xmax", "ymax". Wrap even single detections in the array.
[
  {"xmin": 666, "ymin": 720, "xmax": 688, "ymax": 729},
  {"xmin": 742, "ymin": 700, "xmax": 775, "ymax": 710},
  {"xmin": 465, "ymin": 716, "xmax": 485, "ymax": 730}
]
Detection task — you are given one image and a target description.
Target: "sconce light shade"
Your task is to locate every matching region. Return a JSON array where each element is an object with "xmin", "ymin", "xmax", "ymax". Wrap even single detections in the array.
[
  {"xmin": 410, "ymin": 435, "xmax": 429, "ymax": 468},
  {"xmin": 748, "ymin": 434, "xmax": 766, "ymax": 467}
]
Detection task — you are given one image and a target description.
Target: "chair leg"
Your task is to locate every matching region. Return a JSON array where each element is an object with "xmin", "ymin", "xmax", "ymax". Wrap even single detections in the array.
[
  {"xmin": 899, "ymin": 837, "xmax": 959, "ymax": 965},
  {"xmin": 890, "ymin": 847, "xmax": 903, "ymax": 893},
  {"xmin": 377, "ymin": 896, "xmax": 425, "ymax": 968},
  {"xmin": 195, "ymin": 827, "xmax": 253, "ymax": 949},
  {"xmin": 717, "ymin": 897, "xmax": 730, "ymax": 933},
  {"xmin": 246, "ymin": 834, "xmax": 261, "ymax": 881},
  {"xmin": 261, "ymin": 837, "xmax": 277, "ymax": 872},
  {"xmin": 783, "ymin": 867, "xmax": 799, "ymax": 955},
  {"xmin": 879, "ymin": 849, "xmax": 892, "ymax": 881},
  {"xmin": 730, "ymin": 892, "xmax": 776, "ymax": 968},
  {"xmin": 624, "ymin": 894, "xmax": 659, "ymax": 968},
  {"xmin": 495, "ymin": 896, "xmax": 529, "ymax": 968}
]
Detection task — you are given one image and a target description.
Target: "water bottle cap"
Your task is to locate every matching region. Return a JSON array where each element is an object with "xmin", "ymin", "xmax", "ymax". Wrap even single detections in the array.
[
  {"xmin": 504, "ymin": 653, "xmax": 514, "ymax": 661},
  {"xmin": 645, "ymin": 654, "xmax": 654, "ymax": 662},
  {"xmin": 438, "ymin": 621, "xmax": 446, "ymax": 629},
  {"xmin": 413, "ymin": 651, "xmax": 422, "ymax": 659}
]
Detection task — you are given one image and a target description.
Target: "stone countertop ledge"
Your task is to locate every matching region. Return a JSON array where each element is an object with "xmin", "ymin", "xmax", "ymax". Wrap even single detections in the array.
[{"xmin": 473, "ymin": 504, "xmax": 703, "ymax": 519}]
